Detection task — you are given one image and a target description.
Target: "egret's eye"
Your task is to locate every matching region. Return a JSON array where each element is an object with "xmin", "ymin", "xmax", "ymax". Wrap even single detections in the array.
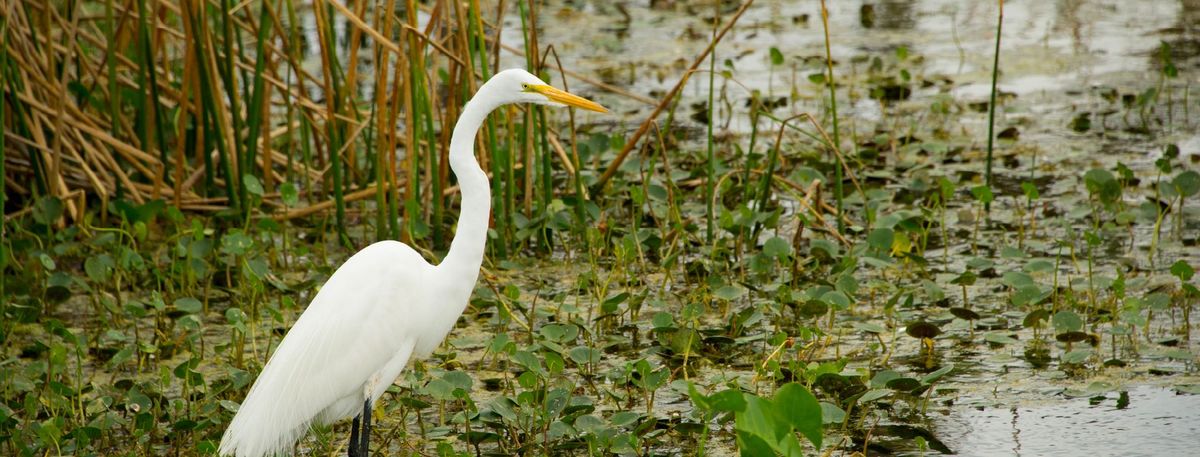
[{"xmin": 521, "ymin": 83, "xmax": 531, "ymax": 91}]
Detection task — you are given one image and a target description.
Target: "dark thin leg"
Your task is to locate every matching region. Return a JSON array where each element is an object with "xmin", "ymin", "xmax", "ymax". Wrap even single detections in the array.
[
  {"xmin": 359, "ymin": 399, "xmax": 372, "ymax": 457},
  {"xmin": 348, "ymin": 414, "xmax": 360, "ymax": 457}
]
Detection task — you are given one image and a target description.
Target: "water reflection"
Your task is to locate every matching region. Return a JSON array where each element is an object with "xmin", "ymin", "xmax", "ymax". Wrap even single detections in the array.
[
  {"xmin": 1162, "ymin": 0, "xmax": 1200, "ymax": 65},
  {"xmin": 285, "ymin": 1, "xmax": 1195, "ymax": 108},
  {"xmin": 938, "ymin": 386, "xmax": 1200, "ymax": 457}
]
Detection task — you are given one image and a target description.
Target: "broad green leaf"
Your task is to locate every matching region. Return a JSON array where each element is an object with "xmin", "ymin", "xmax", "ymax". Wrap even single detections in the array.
[
  {"xmin": 242, "ymin": 174, "xmax": 264, "ymax": 197},
  {"xmin": 39, "ymin": 253, "xmax": 57, "ymax": 270},
  {"xmin": 715, "ymin": 285, "xmax": 746, "ymax": 301},
  {"xmin": 821, "ymin": 290, "xmax": 852, "ymax": 309},
  {"xmin": 1001, "ymin": 271, "xmax": 1034, "ymax": 288},
  {"xmin": 1021, "ymin": 181, "xmax": 1040, "ymax": 200},
  {"xmin": 773, "ymin": 383, "xmax": 823, "ymax": 448},
  {"xmin": 1171, "ymin": 260, "xmax": 1194, "ymax": 282},
  {"xmin": 820, "ymin": 401, "xmax": 845, "ymax": 424},
  {"xmin": 869, "ymin": 370, "xmax": 902, "ymax": 388},
  {"xmin": 769, "ymin": 47, "xmax": 784, "ymax": 66},
  {"xmin": 836, "ymin": 274, "xmax": 859, "ymax": 295},
  {"xmin": 1083, "ymin": 169, "xmax": 1120, "ymax": 204},
  {"xmin": 84, "ymin": 254, "xmax": 115, "ymax": 283},
  {"xmin": 763, "ymin": 237, "xmax": 792, "ymax": 258},
  {"xmin": 970, "ymin": 185, "xmax": 994, "ymax": 204},
  {"xmin": 951, "ymin": 271, "xmax": 977, "ymax": 286},
  {"xmin": 1023, "ymin": 259, "xmax": 1055, "ymax": 273},
  {"xmin": 610, "ymin": 411, "xmax": 640, "ymax": 427},
  {"xmin": 1061, "ymin": 349, "xmax": 1092, "ymax": 364},
  {"xmin": 858, "ymin": 389, "xmax": 891, "ymax": 403},
  {"xmin": 424, "ymin": 379, "xmax": 455, "ymax": 401},
  {"xmin": 33, "ymin": 196, "xmax": 64, "ymax": 225},
  {"xmin": 652, "ymin": 312, "xmax": 675, "ymax": 329},
  {"xmin": 220, "ymin": 231, "xmax": 254, "ymax": 256},
  {"xmin": 443, "ymin": 371, "xmax": 472, "ymax": 391},
  {"xmin": 938, "ymin": 177, "xmax": 955, "ymax": 201},
  {"xmin": 921, "ymin": 363, "xmax": 954, "ymax": 384},
  {"xmin": 1145, "ymin": 292, "xmax": 1171, "ymax": 310},
  {"xmin": 173, "ymin": 297, "xmax": 203, "ymax": 314},
  {"xmin": 736, "ymin": 396, "xmax": 782, "ymax": 451},
  {"xmin": 1173, "ymin": 170, "xmax": 1200, "ymax": 197},
  {"xmin": 1012, "ymin": 284, "xmax": 1050, "ymax": 307},
  {"xmin": 810, "ymin": 239, "xmax": 839, "ymax": 257},
  {"xmin": 1000, "ymin": 246, "xmax": 1027, "ymax": 259},
  {"xmin": 709, "ymin": 389, "xmax": 748, "ymax": 413},
  {"xmin": 280, "ymin": 182, "xmax": 299, "ymax": 207},
  {"xmin": 985, "ymin": 333, "xmax": 1020, "ymax": 345},
  {"xmin": 737, "ymin": 430, "xmax": 777, "ymax": 457},
  {"xmin": 568, "ymin": 346, "xmax": 601, "ymax": 365},
  {"xmin": 867, "ymin": 228, "xmax": 894, "ymax": 252},
  {"xmin": 1052, "ymin": 310, "xmax": 1084, "ymax": 332}
]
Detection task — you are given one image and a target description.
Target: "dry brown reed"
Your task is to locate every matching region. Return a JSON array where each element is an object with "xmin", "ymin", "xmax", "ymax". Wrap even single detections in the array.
[{"xmin": 0, "ymin": 0, "xmax": 620, "ymax": 250}]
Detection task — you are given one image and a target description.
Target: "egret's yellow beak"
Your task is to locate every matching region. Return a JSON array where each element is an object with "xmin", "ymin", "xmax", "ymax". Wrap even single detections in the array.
[{"xmin": 528, "ymin": 85, "xmax": 608, "ymax": 113}]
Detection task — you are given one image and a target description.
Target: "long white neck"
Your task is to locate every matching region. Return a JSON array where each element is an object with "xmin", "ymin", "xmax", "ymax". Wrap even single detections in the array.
[{"xmin": 439, "ymin": 86, "xmax": 498, "ymax": 279}]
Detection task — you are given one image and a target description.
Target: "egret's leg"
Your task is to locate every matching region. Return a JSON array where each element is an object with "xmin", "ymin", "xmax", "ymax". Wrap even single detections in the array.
[
  {"xmin": 359, "ymin": 399, "xmax": 372, "ymax": 456},
  {"xmin": 348, "ymin": 414, "xmax": 361, "ymax": 457}
]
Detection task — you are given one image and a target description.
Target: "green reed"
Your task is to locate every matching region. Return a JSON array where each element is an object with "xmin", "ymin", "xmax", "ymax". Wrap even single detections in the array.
[
  {"xmin": 243, "ymin": 1, "xmax": 276, "ymax": 203},
  {"xmin": 819, "ymin": 0, "xmax": 844, "ymax": 233},
  {"xmin": 984, "ymin": 0, "xmax": 1004, "ymax": 211},
  {"xmin": 1, "ymin": 13, "xmax": 6, "ymax": 300},
  {"xmin": 705, "ymin": 8, "xmax": 718, "ymax": 244}
]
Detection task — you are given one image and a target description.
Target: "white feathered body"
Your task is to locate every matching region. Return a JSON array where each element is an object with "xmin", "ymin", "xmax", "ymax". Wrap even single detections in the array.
[
  {"xmin": 218, "ymin": 240, "xmax": 473, "ymax": 457},
  {"xmin": 217, "ymin": 68, "xmax": 601, "ymax": 457}
]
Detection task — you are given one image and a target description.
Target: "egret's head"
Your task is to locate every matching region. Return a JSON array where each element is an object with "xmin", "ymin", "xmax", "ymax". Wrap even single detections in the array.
[{"xmin": 489, "ymin": 68, "xmax": 608, "ymax": 113}]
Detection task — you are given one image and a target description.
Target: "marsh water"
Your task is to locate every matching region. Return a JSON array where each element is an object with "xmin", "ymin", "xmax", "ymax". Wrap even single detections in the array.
[
  {"xmin": 940, "ymin": 386, "xmax": 1200, "ymax": 456},
  {"xmin": 507, "ymin": 1, "xmax": 1200, "ymax": 455},
  {"xmin": 274, "ymin": 0, "xmax": 1200, "ymax": 455}
]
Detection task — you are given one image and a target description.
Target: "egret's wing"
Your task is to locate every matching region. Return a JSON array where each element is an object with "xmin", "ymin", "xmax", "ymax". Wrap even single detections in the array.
[{"xmin": 219, "ymin": 241, "xmax": 430, "ymax": 457}]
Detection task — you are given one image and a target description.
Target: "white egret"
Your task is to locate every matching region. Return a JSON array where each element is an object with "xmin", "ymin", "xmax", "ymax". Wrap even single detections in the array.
[{"xmin": 218, "ymin": 68, "xmax": 606, "ymax": 457}]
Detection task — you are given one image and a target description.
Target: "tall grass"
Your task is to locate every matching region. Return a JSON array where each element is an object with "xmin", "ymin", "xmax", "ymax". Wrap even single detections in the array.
[{"xmin": 0, "ymin": 0, "xmax": 612, "ymax": 255}]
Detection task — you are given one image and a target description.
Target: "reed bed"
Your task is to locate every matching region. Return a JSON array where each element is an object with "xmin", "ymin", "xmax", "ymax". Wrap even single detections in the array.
[{"xmin": 0, "ymin": 0, "xmax": 617, "ymax": 254}]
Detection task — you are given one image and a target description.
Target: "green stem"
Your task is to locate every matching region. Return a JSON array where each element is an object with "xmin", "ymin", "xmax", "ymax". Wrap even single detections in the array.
[
  {"xmin": 819, "ymin": 0, "xmax": 844, "ymax": 233},
  {"xmin": 243, "ymin": 1, "xmax": 277, "ymax": 196},
  {"xmin": 984, "ymin": 0, "xmax": 1004, "ymax": 212},
  {"xmin": 705, "ymin": 10, "xmax": 718, "ymax": 244},
  {"xmin": 105, "ymin": 0, "xmax": 119, "ymax": 138},
  {"xmin": 190, "ymin": 12, "xmax": 236, "ymax": 206},
  {"xmin": 220, "ymin": 0, "xmax": 246, "ymax": 210},
  {"xmin": 0, "ymin": 13, "xmax": 7, "ymax": 302},
  {"xmin": 136, "ymin": 0, "xmax": 169, "ymax": 185},
  {"xmin": 419, "ymin": 78, "xmax": 442, "ymax": 249},
  {"xmin": 745, "ymin": 106, "xmax": 764, "ymax": 245}
]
